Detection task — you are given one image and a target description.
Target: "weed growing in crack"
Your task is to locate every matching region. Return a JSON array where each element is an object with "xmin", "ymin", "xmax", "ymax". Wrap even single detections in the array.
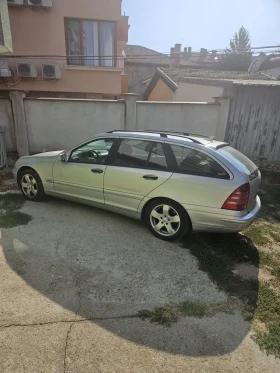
[{"xmin": 137, "ymin": 298, "xmax": 237, "ymax": 327}]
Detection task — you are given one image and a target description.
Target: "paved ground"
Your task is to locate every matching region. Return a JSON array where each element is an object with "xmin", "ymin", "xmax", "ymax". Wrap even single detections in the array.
[{"xmin": 0, "ymin": 196, "xmax": 279, "ymax": 372}]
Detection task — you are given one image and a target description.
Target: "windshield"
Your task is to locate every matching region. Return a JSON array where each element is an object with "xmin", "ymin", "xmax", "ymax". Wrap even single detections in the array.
[{"xmin": 218, "ymin": 146, "xmax": 257, "ymax": 175}]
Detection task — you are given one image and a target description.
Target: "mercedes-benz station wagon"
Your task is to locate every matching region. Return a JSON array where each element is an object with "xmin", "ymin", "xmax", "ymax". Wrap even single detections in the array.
[{"xmin": 13, "ymin": 130, "xmax": 261, "ymax": 241}]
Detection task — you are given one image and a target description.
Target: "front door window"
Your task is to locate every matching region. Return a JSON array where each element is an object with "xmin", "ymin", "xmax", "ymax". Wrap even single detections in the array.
[{"xmin": 69, "ymin": 138, "xmax": 115, "ymax": 165}]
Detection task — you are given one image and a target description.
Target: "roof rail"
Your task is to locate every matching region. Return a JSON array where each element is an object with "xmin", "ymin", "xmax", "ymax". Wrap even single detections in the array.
[{"xmin": 107, "ymin": 129, "xmax": 209, "ymax": 145}]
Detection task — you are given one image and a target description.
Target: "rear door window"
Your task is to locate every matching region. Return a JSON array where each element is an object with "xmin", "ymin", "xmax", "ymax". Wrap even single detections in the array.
[
  {"xmin": 112, "ymin": 139, "xmax": 168, "ymax": 171},
  {"xmin": 169, "ymin": 144, "xmax": 230, "ymax": 179},
  {"xmin": 218, "ymin": 146, "xmax": 257, "ymax": 175}
]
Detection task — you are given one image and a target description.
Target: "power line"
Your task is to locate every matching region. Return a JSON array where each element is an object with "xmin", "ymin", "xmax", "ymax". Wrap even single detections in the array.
[
  {"xmin": 2, "ymin": 52, "xmax": 280, "ymax": 60},
  {"xmin": 0, "ymin": 44, "xmax": 279, "ymax": 61}
]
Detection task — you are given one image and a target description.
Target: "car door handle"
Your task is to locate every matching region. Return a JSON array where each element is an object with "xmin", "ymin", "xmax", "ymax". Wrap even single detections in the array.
[
  {"xmin": 143, "ymin": 175, "xmax": 158, "ymax": 180},
  {"xmin": 91, "ymin": 169, "xmax": 104, "ymax": 174}
]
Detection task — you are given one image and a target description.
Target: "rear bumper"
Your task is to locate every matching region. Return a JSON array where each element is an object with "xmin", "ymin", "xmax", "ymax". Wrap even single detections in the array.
[
  {"xmin": 187, "ymin": 196, "xmax": 261, "ymax": 233},
  {"xmin": 219, "ymin": 196, "xmax": 261, "ymax": 232}
]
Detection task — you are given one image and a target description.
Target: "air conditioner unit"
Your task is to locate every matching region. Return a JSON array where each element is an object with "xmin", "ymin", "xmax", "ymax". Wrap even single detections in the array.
[
  {"xmin": 42, "ymin": 64, "xmax": 61, "ymax": 79},
  {"xmin": 7, "ymin": 0, "xmax": 24, "ymax": 6},
  {"xmin": 27, "ymin": 0, "xmax": 52, "ymax": 8},
  {"xmin": 0, "ymin": 61, "xmax": 11, "ymax": 77},
  {"xmin": 16, "ymin": 62, "xmax": 37, "ymax": 78}
]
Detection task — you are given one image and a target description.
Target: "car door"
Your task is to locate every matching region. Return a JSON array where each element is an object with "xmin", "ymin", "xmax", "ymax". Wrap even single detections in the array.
[
  {"xmin": 104, "ymin": 138, "xmax": 173, "ymax": 212},
  {"xmin": 53, "ymin": 138, "xmax": 116, "ymax": 204}
]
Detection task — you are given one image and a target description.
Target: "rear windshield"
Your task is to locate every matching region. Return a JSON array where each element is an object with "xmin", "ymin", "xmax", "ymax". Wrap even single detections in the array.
[{"xmin": 218, "ymin": 146, "xmax": 257, "ymax": 174}]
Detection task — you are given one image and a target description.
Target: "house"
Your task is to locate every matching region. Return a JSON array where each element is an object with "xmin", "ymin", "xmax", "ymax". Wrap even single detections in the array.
[
  {"xmin": 143, "ymin": 67, "xmax": 273, "ymax": 103},
  {"xmin": 0, "ymin": 0, "xmax": 129, "ymax": 99},
  {"xmin": 125, "ymin": 43, "xmax": 220, "ymax": 94},
  {"xmin": 0, "ymin": 0, "xmax": 12, "ymax": 54},
  {"xmin": 249, "ymin": 54, "xmax": 280, "ymax": 79}
]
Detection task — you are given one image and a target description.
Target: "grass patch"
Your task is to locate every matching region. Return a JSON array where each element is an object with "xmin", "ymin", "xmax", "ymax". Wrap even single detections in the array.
[
  {"xmin": 259, "ymin": 252, "xmax": 280, "ymax": 280},
  {"xmin": 137, "ymin": 299, "xmax": 236, "ymax": 327},
  {"xmin": 255, "ymin": 282, "xmax": 280, "ymax": 323},
  {"xmin": 0, "ymin": 193, "xmax": 32, "ymax": 228},
  {"xmin": 138, "ymin": 304, "xmax": 179, "ymax": 327},
  {"xmin": 253, "ymin": 322, "xmax": 280, "ymax": 359},
  {"xmin": 245, "ymin": 224, "xmax": 270, "ymax": 246},
  {"xmin": 253, "ymin": 282, "xmax": 280, "ymax": 358}
]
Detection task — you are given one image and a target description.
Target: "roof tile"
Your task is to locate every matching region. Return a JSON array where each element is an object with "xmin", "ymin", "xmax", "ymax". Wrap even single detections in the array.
[{"xmin": 160, "ymin": 67, "xmax": 274, "ymax": 81}]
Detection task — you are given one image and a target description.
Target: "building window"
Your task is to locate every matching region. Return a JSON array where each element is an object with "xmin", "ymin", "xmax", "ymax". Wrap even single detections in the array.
[{"xmin": 65, "ymin": 19, "xmax": 115, "ymax": 67}]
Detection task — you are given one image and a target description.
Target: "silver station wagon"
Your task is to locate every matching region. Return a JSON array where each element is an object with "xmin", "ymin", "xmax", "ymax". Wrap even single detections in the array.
[{"xmin": 13, "ymin": 130, "xmax": 261, "ymax": 241}]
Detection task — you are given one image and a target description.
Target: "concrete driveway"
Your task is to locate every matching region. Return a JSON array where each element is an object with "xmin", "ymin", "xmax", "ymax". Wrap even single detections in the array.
[{"xmin": 0, "ymin": 196, "xmax": 279, "ymax": 372}]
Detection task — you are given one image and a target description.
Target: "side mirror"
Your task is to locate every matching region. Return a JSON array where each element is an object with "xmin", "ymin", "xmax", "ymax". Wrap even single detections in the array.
[{"xmin": 60, "ymin": 153, "xmax": 67, "ymax": 162}]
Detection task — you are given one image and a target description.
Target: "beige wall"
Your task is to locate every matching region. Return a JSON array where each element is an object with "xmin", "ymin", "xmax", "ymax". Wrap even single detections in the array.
[
  {"xmin": 24, "ymin": 99, "xmax": 125, "ymax": 152},
  {"xmin": 137, "ymin": 102, "xmax": 221, "ymax": 138},
  {"xmin": 0, "ymin": 0, "xmax": 128, "ymax": 96},
  {"xmin": 148, "ymin": 79, "xmax": 174, "ymax": 101},
  {"xmin": 174, "ymin": 82, "xmax": 224, "ymax": 103},
  {"xmin": 3, "ymin": 95, "xmax": 229, "ymax": 156}
]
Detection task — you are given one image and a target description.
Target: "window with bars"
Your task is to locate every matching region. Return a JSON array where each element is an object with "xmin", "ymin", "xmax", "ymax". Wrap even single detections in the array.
[{"xmin": 65, "ymin": 18, "xmax": 116, "ymax": 67}]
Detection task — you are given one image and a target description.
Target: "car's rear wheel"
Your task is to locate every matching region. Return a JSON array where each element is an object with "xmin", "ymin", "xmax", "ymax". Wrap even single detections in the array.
[
  {"xmin": 19, "ymin": 169, "xmax": 45, "ymax": 202},
  {"xmin": 145, "ymin": 198, "xmax": 191, "ymax": 241}
]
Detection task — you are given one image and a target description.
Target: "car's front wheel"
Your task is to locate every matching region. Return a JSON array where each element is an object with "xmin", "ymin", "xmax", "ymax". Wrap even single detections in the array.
[
  {"xmin": 145, "ymin": 198, "xmax": 191, "ymax": 241},
  {"xmin": 19, "ymin": 169, "xmax": 46, "ymax": 202}
]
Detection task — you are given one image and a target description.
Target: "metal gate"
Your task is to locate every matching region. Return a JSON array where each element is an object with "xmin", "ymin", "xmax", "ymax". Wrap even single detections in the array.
[
  {"xmin": 0, "ymin": 126, "xmax": 7, "ymax": 169},
  {"xmin": 226, "ymin": 85, "xmax": 280, "ymax": 161}
]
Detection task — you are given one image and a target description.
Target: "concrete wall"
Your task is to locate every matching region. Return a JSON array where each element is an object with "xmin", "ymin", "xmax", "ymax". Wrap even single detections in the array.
[
  {"xmin": 24, "ymin": 99, "xmax": 125, "ymax": 153},
  {"xmin": 174, "ymin": 82, "xmax": 224, "ymax": 103},
  {"xmin": 2, "ymin": 93, "xmax": 229, "ymax": 158},
  {"xmin": 0, "ymin": 0, "xmax": 128, "ymax": 96},
  {"xmin": 0, "ymin": 99, "xmax": 16, "ymax": 152},
  {"xmin": 137, "ymin": 102, "xmax": 221, "ymax": 137},
  {"xmin": 148, "ymin": 79, "xmax": 174, "ymax": 102}
]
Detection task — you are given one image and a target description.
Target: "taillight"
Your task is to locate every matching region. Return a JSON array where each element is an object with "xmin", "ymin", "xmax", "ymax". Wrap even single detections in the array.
[{"xmin": 222, "ymin": 183, "xmax": 250, "ymax": 211}]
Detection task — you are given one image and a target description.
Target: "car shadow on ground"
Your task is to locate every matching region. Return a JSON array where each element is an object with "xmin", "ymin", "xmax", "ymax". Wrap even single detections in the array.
[{"xmin": 1, "ymin": 197, "xmax": 259, "ymax": 357}]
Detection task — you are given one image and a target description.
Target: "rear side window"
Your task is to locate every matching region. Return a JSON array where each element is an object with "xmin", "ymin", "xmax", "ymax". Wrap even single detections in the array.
[
  {"xmin": 113, "ymin": 139, "xmax": 168, "ymax": 171},
  {"xmin": 218, "ymin": 146, "xmax": 257, "ymax": 175},
  {"xmin": 170, "ymin": 145, "xmax": 230, "ymax": 179}
]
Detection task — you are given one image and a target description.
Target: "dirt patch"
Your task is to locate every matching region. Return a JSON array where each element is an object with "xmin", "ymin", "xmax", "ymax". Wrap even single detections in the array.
[{"xmin": 0, "ymin": 171, "xmax": 17, "ymax": 193}]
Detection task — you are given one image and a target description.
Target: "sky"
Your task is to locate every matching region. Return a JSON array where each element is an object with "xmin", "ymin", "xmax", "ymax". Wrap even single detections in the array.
[{"xmin": 122, "ymin": 0, "xmax": 280, "ymax": 54}]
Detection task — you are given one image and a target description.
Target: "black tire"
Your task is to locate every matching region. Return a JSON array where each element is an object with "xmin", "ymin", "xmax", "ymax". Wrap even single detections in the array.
[
  {"xmin": 19, "ymin": 169, "xmax": 46, "ymax": 202},
  {"xmin": 145, "ymin": 198, "xmax": 191, "ymax": 241}
]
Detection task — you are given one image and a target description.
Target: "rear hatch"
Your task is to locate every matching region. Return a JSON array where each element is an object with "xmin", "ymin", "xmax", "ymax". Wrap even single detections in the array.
[{"xmin": 218, "ymin": 146, "xmax": 261, "ymax": 212}]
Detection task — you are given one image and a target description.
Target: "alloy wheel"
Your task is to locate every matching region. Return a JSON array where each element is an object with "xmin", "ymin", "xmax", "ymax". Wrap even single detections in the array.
[
  {"xmin": 21, "ymin": 174, "xmax": 38, "ymax": 198},
  {"xmin": 150, "ymin": 204, "xmax": 181, "ymax": 237}
]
